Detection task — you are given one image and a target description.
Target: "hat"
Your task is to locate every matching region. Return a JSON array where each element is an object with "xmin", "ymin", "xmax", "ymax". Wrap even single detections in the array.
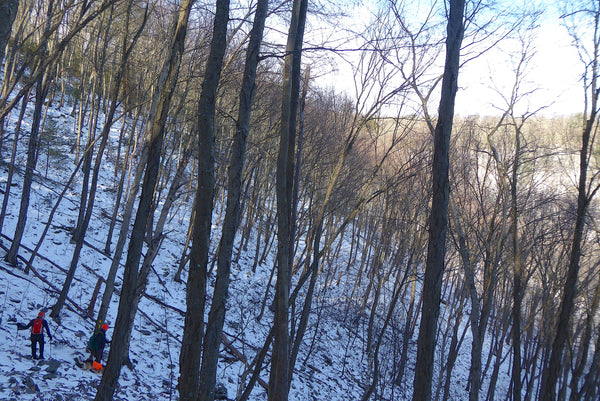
[
  {"xmin": 38, "ymin": 311, "xmax": 45, "ymax": 317},
  {"xmin": 102, "ymin": 324, "xmax": 108, "ymax": 331}
]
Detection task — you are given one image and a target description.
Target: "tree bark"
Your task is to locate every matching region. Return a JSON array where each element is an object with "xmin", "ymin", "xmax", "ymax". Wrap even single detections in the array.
[
  {"xmin": 412, "ymin": 0, "xmax": 465, "ymax": 400},
  {"xmin": 5, "ymin": 0, "xmax": 54, "ymax": 266},
  {"xmin": 269, "ymin": 0, "xmax": 307, "ymax": 398},
  {"xmin": 540, "ymin": 5, "xmax": 599, "ymax": 397},
  {"xmin": 91, "ymin": 2, "xmax": 151, "ymax": 327},
  {"xmin": 93, "ymin": 1, "xmax": 193, "ymax": 399},
  {"xmin": 510, "ymin": 119, "xmax": 523, "ymax": 401},
  {"xmin": 0, "ymin": 92, "xmax": 29, "ymax": 235},
  {"xmin": 52, "ymin": 3, "xmax": 147, "ymax": 318},
  {"xmin": 197, "ymin": 1, "xmax": 267, "ymax": 399},
  {"xmin": 0, "ymin": 0, "xmax": 19, "ymax": 66},
  {"xmin": 540, "ymin": 108, "xmax": 598, "ymax": 401},
  {"xmin": 178, "ymin": 0, "xmax": 229, "ymax": 398}
]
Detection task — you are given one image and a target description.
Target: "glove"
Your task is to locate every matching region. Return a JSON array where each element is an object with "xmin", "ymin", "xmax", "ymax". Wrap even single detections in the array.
[{"xmin": 16, "ymin": 323, "xmax": 25, "ymax": 330}]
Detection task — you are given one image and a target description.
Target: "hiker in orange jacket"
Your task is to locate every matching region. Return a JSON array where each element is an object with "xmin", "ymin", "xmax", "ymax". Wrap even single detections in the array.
[{"xmin": 17, "ymin": 310, "xmax": 52, "ymax": 359}]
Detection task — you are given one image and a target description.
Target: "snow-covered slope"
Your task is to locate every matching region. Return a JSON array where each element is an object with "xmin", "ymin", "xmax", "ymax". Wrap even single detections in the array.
[{"xmin": 0, "ymin": 89, "xmax": 514, "ymax": 400}]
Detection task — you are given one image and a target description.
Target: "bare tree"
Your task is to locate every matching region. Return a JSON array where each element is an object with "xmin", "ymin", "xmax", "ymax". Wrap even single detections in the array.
[
  {"xmin": 93, "ymin": 0, "xmax": 194, "ymax": 398},
  {"xmin": 51, "ymin": 0, "xmax": 148, "ymax": 319},
  {"xmin": 412, "ymin": 0, "xmax": 465, "ymax": 399},
  {"xmin": 197, "ymin": 0, "xmax": 268, "ymax": 400},
  {"xmin": 4, "ymin": 0, "xmax": 56, "ymax": 266},
  {"xmin": 178, "ymin": 0, "xmax": 230, "ymax": 398},
  {"xmin": 0, "ymin": 0, "xmax": 18, "ymax": 66},
  {"xmin": 541, "ymin": 1, "xmax": 600, "ymax": 399},
  {"xmin": 270, "ymin": 0, "xmax": 308, "ymax": 398}
]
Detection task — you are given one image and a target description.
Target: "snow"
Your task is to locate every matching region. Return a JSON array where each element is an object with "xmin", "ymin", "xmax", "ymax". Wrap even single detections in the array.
[{"xmin": 0, "ymin": 86, "xmax": 515, "ymax": 400}]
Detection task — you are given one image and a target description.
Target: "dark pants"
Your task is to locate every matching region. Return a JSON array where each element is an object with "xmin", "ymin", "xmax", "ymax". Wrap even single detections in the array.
[
  {"xmin": 91, "ymin": 347, "xmax": 104, "ymax": 363},
  {"xmin": 30, "ymin": 334, "xmax": 44, "ymax": 359}
]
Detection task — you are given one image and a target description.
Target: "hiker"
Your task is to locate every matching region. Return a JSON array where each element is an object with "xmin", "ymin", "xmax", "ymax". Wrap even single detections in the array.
[
  {"xmin": 88, "ymin": 323, "xmax": 111, "ymax": 364},
  {"xmin": 17, "ymin": 310, "xmax": 52, "ymax": 359}
]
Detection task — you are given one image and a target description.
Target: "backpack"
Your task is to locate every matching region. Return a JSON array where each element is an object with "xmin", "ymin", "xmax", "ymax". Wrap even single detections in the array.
[
  {"xmin": 88, "ymin": 333, "xmax": 98, "ymax": 351},
  {"xmin": 32, "ymin": 318, "xmax": 43, "ymax": 335}
]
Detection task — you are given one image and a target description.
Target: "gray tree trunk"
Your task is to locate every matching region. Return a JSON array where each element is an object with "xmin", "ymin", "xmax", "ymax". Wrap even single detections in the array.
[
  {"xmin": 540, "ymin": 4, "xmax": 600, "ymax": 396},
  {"xmin": 90, "ymin": 3, "xmax": 151, "ymax": 327},
  {"xmin": 0, "ymin": 92, "xmax": 29, "ymax": 235},
  {"xmin": 411, "ymin": 0, "xmax": 465, "ymax": 400},
  {"xmin": 270, "ymin": 0, "xmax": 307, "ymax": 398},
  {"xmin": 0, "ymin": 0, "xmax": 18, "ymax": 65},
  {"xmin": 540, "ymin": 90, "xmax": 598, "ymax": 401},
  {"xmin": 93, "ymin": 1, "xmax": 193, "ymax": 399},
  {"xmin": 5, "ymin": 0, "xmax": 55, "ymax": 266},
  {"xmin": 510, "ymin": 120, "xmax": 523, "ymax": 401},
  {"xmin": 178, "ymin": 0, "xmax": 229, "ymax": 398},
  {"xmin": 52, "ymin": 4, "xmax": 138, "ymax": 318},
  {"xmin": 197, "ymin": 1, "xmax": 268, "ymax": 400}
]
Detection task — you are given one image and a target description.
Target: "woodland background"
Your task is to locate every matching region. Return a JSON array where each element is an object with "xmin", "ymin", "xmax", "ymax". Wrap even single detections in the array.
[{"xmin": 0, "ymin": 0, "xmax": 599, "ymax": 400}]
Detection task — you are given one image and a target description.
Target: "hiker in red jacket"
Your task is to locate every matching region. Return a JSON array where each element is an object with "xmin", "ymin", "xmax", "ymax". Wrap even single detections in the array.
[{"xmin": 17, "ymin": 310, "xmax": 52, "ymax": 359}]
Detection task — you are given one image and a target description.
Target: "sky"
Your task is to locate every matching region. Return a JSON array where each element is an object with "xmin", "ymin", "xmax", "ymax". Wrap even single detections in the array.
[
  {"xmin": 311, "ymin": 0, "xmax": 586, "ymax": 118},
  {"xmin": 456, "ymin": 17, "xmax": 583, "ymax": 117}
]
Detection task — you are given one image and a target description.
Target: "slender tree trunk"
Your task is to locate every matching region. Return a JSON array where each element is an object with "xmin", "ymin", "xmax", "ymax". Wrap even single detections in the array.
[
  {"xmin": 449, "ymin": 195, "xmax": 483, "ymax": 401},
  {"xmin": 412, "ymin": 0, "xmax": 465, "ymax": 399},
  {"xmin": 5, "ymin": 55, "xmax": 52, "ymax": 266},
  {"xmin": 511, "ymin": 132, "xmax": 523, "ymax": 401},
  {"xmin": 94, "ymin": 2, "xmax": 193, "ymax": 399},
  {"xmin": 4, "ymin": 0, "xmax": 55, "ymax": 266},
  {"xmin": 270, "ymin": 0, "xmax": 307, "ymax": 398},
  {"xmin": 569, "ymin": 282, "xmax": 600, "ymax": 400},
  {"xmin": 395, "ymin": 263, "xmax": 418, "ymax": 385},
  {"xmin": 579, "ymin": 326, "xmax": 600, "ymax": 400},
  {"xmin": 0, "ymin": 40, "xmax": 18, "ymax": 158},
  {"xmin": 103, "ymin": 109, "xmax": 140, "ymax": 255},
  {"xmin": 197, "ymin": 1, "xmax": 267, "ymax": 400},
  {"xmin": 53, "ymin": 8, "xmax": 115, "ymax": 317},
  {"xmin": 0, "ymin": 92, "xmax": 29, "ymax": 235},
  {"xmin": 540, "ymin": 52, "xmax": 599, "ymax": 401},
  {"xmin": 178, "ymin": 0, "xmax": 228, "ymax": 398},
  {"xmin": 73, "ymin": 79, "xmax": 98, "ymax": 241},
  {"xmin": 289, "ymin": 217, "xmax": 321, "ymax": 376},
  {"xmin": 0, "ymin": 0, "xmax": 18, "ymax": 66},
  {"xmin": 51, "ymin": 4, "xmax": 146, "ymax": 318}
]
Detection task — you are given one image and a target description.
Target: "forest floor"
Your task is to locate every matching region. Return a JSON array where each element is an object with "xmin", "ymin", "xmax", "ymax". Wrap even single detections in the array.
[{"xmin": 0, "ymin": 91, "xmax": 511, "ymax": 400}]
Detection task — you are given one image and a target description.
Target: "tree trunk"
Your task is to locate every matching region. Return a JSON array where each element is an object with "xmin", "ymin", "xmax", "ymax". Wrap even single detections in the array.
[
  {"xmin": 63, "ymin": 3, "xmax": 150, "ymax": 324},
  {"xmin": 540, "ymin": 24, "xmax": 599, "ymax": 400},
  {"xmin": 51, "ymin": 3, "xmax": 139, "ymax": 318},
  {"xmin": 289, "ymin": 217, "xmax": 321, "ymax": 376},
  {"xmin": 270, "ymin": 0, "xmax": 307, "ymax": 398},
  {"xmin": 178, "ymin": 0, "xmax": 228, "ymax": 398},
  {"xmin": 197, "ymin": 1, "xmax": 267, "ymax": 400},
  {"xmin": 103, "ymin": 107, "xmax": 141, "ymax": 255},
  {"xmin": 412, "ymin": 0, "xmax": 465, "ymax": 399},
  {"xmin": 93, "ymin": 1, "xmax": 192, "ymax": 399},
  {"xmin": 5, "ymin": 52, "xmax": 52, "ymax": 266},
  {"xmin": 0, "ymin": 0, "xmax": 18, "ymax": 66},
  {"xmin": 4, "ymin": 0, "xmax": 56, "ymax": 266},
  {"xmin": 0, "ymin": 92, "xmax": 29, "ymax": 235}
]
